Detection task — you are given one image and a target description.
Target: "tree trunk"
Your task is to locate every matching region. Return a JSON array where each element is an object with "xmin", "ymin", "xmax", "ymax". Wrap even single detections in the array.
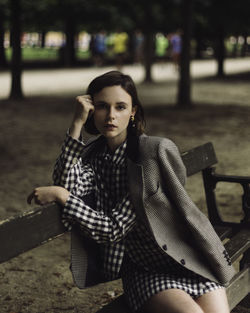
[
  {"xmin": 63, "ymin": 17, "xmax": 76, "ymax": 67},
  {"xmin": 143, "ymin": 31, "xmax": 154, "ymax": 82},
  {"xmin": 9, "ymin": 0, "xmax": 23, "ymax": 100},
  {"xmin": 177, "ymin": 0, "xmax": 194, "ymax": 108},
  {"xmin": 195, "ymin": 34, "xmax": 202, "ymax": 59},
  {"xmin": 143, "ymin": 4, "xmax": 154, "ymax": 83},
  {"xmin": 241, "ymin": 34, "xmax": 248, "ymax": 57},
  {"xmin": 215, "ymin": 26, "xmax": 225, "ymax": 78},
  {"xmin": 0, "ymin": 9, "xmax": 7, "ymax": 68},
  {"xmin": 39, "ymin": 31, "xmax": 46, "ymax": 48}
]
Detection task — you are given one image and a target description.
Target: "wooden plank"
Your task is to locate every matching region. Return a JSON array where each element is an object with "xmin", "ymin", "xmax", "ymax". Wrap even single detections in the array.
[
  {"xmin": 226, "ymin": 267, "xmax": 250, "ymax": 310},
  {"xmin": 224, "ymin": 229, "xmax": 250, "ymax": 262},
  {"xmin": 0, "ymin": 203, "xmax": 66, "ymax": 263},
  {"xmin": 181, "ymin": 142, "xmax": 217, "ymax": 177},
  {"xmin": 95, "ymin": 295, "xmax": 129, "ymax": 313}
]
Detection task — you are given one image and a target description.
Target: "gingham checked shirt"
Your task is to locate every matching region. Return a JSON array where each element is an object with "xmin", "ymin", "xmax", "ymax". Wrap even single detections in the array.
[{"xmin": 53, "ymin": 133, "xmax": 137, "ymax": 279}]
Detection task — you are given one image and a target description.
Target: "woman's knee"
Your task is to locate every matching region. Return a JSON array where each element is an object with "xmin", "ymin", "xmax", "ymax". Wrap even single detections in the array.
[
  {"xmin": 195, "ymin": 288, "xmax": 230, "ymax": 313},
  {"xmin": 141, "ymin": 289, "xmax": 204, "ymax": 313}
]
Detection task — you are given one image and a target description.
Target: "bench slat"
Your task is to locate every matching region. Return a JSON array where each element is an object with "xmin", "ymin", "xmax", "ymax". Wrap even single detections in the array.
[
  {"xmin": 226, "ymin": 267, "xmax": 250, "ymax": 310},
  {"xmin": 224, "ymin": 229, "xmax": 250, "ymax": 262},
  {"xmin": 0, "ymin": 203, "xmax": 65, "ymax": 263},
  {"xmin": 181, "ymin": 142, "xmax": 217, "ymax": 177}
]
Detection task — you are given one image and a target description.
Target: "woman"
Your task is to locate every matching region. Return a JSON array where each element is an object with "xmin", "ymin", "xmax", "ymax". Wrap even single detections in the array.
[{"xmin": 28, "ymin": 71, "xmax": 235, "ymax": 313}]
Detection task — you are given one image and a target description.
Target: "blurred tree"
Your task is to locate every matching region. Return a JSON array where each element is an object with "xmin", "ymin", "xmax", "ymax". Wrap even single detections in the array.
[
  {"xmin": 194, "ymin": 0, "xmax": 250, "ymax": 77},
  {"xmin": 9, "ymin": 0, "xmax": 23, "ymax": 100},
  {"xmin": 0, "ymin": 0, "xmax": 8, "ymax": 68},
  {"xmin": 113, "ymin": 0, "xmax": 178, "ymax": 82},
  {"xmin": 22, "ymin": 0, "xmax": 59, "ymax": 47},
  {"xmin": 177, "ymin": 0, "xmax": 194, "ymax": 108},
  {"xmin": 55, "ymin": 0, "xmax": 117, "ymax": 67}
]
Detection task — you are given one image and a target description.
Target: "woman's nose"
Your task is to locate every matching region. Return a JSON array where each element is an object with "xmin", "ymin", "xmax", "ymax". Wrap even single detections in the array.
[{"xmin": 107, "ymin": 107, "xmax": 115, "ymax": 120}]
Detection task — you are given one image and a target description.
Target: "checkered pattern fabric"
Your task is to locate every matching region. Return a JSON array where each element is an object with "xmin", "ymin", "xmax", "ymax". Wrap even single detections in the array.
[
  {"xmin": 123, "ymin": 222, "xmax": 222, "ymax": 311},
  {"xmin": 53, "ymin": 133, "xmax": 136, "ymax": 279},
  {"xmin": 122, "ymin": 255, "xmax": 222, "ymax": 312}
]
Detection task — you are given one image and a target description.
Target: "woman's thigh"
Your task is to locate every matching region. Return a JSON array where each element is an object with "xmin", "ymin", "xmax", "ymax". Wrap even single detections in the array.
[
  {"xmin": 140, "ymin": 289, "xmax": 204, "ymax": 313},
  {"xmin": 195, "ymin": 288, "xmax": 230, "ymax": 313}
]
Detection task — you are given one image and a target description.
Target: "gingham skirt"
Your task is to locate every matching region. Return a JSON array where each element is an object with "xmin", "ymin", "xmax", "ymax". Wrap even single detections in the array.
[{"xmin": 121, "ymin": 255, "xmax": 222, "ymax": 312}]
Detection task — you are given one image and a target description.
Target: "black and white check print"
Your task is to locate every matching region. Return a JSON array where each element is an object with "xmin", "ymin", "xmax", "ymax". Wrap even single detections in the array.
[
  {"xmin": 53, "ymin": 133, "xmax": 136, "ymax": 279},
  {"xmin": 123, "ymin": 222, "xmax": 222, "ymax": 311},
  {"xmin": 54, "ymin": 133, "xmax": 222, "ymax": 311}
]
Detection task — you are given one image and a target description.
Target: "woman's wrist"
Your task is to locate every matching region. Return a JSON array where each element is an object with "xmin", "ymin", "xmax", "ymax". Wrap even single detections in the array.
[
  {"xmin": 55, "ymin": 186, "xmax": 70, "ymax": 206},
  {"xmin": 69, "ymin": 120, "xmax": 84, "ymax": 139}
]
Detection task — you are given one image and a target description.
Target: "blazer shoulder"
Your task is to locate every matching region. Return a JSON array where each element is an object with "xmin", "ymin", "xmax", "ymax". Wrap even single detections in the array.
[{"xmin": 139, "ymin": 134, "xmax": 179, "ymax": 153}]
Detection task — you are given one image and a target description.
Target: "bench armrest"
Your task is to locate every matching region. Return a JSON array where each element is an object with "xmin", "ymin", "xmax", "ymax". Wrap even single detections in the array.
[
  {"xmin": 202, "ymin": 167, "xmax": 250, "ymax": 226},
  {"xmin": 211, "ymin": 172, "xmax": 250, "ymax": 185}
]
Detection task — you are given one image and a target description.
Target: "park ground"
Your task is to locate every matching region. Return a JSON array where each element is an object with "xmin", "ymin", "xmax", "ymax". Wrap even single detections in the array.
[{"xmin": 0, "ymin": 59, "xmax": 250, "ymax": 312}]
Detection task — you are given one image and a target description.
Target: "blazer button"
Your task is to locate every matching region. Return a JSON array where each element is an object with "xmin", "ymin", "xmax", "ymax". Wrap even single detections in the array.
[
  {"xmin": 180, "ymin": 259, "xmax": 186, "ymax": 265},
  {"xmin": 162, "ymin": 244, "xmax": 168, "ymax": 251}
]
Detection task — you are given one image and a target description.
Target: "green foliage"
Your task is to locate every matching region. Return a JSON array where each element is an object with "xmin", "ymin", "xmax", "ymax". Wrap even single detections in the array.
[{"xmin": 5, "ymin": 46, "xmax": 91, "ymax": 61}]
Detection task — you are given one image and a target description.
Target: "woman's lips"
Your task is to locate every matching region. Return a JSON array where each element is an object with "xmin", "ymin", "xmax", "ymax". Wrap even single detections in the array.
[{"xmin": 104, "ymin": 124, "xmax": 117, "ymax": 130}]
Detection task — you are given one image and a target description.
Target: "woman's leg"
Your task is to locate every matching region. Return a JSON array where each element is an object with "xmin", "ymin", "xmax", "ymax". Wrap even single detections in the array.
[
  {"xmin": 140, "ymin": 289, "xmax": 204, "ymax": 313},
  {"xmin": 195, "ymin": 288, "xmax": 230, "ymax": 313}
]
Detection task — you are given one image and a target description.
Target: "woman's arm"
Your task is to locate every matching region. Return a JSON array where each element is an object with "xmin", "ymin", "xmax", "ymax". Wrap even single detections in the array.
[
  {"xmin": 27, "ymin": 186, "xmax": 136, "ymax": 244},
  {"xmin": 63, "ymin": 193, "xmax": 136, "ymax": 243},
  {"xmin": 27, "ymin": 186, "xmax": 70, "ymax": 206},
  {"xmin": 69, "ymin": 95, "xmax": 94, "ymax": 140},
  {"xmin": 53, "ymin": 95, "xmax": 94, "ymax": 186}
]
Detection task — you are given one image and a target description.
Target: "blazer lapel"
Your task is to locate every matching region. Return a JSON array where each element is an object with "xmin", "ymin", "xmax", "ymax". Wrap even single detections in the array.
[{"xmin": 127, "ymin": 159, "xmax": 146, "ymax": 222}]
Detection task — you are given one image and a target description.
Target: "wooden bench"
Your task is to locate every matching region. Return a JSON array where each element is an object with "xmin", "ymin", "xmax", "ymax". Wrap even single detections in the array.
[{"xmin": 1, "ymin": 142, "xmax": 250, "ymax": 312}]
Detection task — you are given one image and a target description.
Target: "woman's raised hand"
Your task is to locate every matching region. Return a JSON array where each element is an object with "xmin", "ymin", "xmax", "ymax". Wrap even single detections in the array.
[{"xmin": 69, "ymin": 95, "xmax": 94, "ymax": 139}]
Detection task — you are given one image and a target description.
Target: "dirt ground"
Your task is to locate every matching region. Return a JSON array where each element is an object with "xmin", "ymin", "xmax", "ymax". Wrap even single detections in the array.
[{"xmin": 1, "ymin": 73, "xmax": 250, "ymax": 312}]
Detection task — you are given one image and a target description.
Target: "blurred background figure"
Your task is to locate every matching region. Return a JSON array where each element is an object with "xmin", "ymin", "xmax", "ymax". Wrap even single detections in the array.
[
  {"xmin": 169, "ymin": 29, "xmax": 182, "ymax": 70},
  {"xmin": 132, "ymin": 29, "xmax": 144, "ymax": 65},
  {"xmin": 113, "ymin": 29, "xmax": 129, "ymax": 70},
  {"xmin": 155, "ymin": 32, "xmax": 169, "ymax": 65},
  {"xmin": 89, "ymin": 30, "xmax": 107, "ymax": 67}
]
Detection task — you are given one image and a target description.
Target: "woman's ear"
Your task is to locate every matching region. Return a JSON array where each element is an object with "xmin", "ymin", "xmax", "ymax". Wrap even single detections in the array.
[{"xmin": 132, "ymin": 105, "xmax": 137, "ymax": 116}]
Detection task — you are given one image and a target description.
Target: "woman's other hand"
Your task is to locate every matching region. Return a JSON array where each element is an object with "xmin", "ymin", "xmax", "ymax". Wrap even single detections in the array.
[
  {"xmin": 27, "ymin": 186, "xmax": 70, "ymax": 206},
  {"xmin": 69, "ymin": 95, "xmax": 94, "ymax": 139}
]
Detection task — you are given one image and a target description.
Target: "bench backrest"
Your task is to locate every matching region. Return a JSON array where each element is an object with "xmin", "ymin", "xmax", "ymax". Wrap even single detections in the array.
[{"xmin": 0, "ymin": 142, "xmax": 217, "ymax": 264}]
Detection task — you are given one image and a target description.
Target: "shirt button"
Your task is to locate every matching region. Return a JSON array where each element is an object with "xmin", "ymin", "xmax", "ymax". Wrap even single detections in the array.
[
  {"xmin": 162, "ymin": 244, "xmax": 168, "ymax": 251},
  {"xmin": 72, "ymin": 157, "xmax": 78, "ymax": 164},
  {"xmin": 180, "ymin": 259, "xmax": 186, "ymax": 265}
]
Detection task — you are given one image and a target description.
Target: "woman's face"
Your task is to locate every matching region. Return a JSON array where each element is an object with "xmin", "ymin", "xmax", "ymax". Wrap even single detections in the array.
[{"xmin": 93, "ymin": 85, "xmax": 136, "ymax": 150}]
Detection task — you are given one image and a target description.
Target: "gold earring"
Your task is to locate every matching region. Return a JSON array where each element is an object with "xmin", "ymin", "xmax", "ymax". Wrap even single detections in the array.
[{"xmin": 130, "ymin": 115, "xmax": 135, "ymax": 127}]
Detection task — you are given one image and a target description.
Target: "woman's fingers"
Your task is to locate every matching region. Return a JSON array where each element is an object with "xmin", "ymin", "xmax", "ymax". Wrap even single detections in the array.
[
  {"xmin": 27, "ymin": 190, "xmax": 35, "ymax": 204},
  {"xmin": 27, "ymin": 187, "xmax": 48, "ymax": 206},
  {"xmin": 75, "ymin": 95, "xmax": 95, "ymax": 118}
]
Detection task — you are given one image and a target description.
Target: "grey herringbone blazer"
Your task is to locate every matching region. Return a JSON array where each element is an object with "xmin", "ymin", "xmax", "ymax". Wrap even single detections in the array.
[{"xmin": 70, "ymin": 134, "xmax": 235, "ymax": 289}]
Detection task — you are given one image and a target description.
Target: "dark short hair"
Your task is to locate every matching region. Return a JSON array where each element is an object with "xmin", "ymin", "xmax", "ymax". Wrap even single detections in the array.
[{"xmin": 84, "ymin": 71, "xmax": 145, "ymax": 136}]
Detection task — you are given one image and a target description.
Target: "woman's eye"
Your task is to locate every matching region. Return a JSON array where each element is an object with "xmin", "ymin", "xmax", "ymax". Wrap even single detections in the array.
[{"xmin": 117, "ymin": 105, "xmax": 126, "ymax": 110}]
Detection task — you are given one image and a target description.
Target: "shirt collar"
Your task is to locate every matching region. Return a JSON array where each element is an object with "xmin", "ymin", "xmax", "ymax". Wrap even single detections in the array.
[{"xmin": 100, "ymin": 140, "xmax": 127, "ymax": 165}]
